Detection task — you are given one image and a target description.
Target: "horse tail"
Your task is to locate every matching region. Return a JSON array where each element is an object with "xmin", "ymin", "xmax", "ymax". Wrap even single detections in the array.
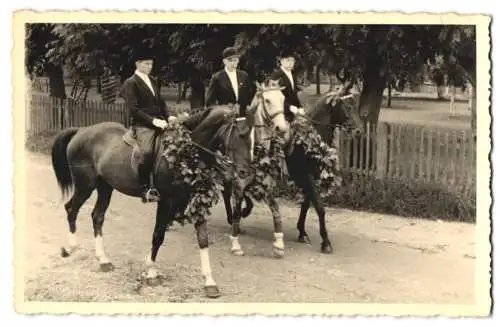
[
  {"xmin": 51, "ymin": 127, "xmax": 79, "ymax": 199},
  {"xmin": 240, "ymin": 194, "xmax": 254, "ymax": 219}
]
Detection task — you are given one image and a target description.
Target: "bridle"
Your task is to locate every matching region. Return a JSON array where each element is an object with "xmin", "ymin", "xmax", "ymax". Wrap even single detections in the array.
[
  {"xmin": 299, "ymin": 93, "xmax": 360, "ymax": 131},
  {"xmin": 251, "ymin": 87, "xmax": 286, "ymax": 129}
]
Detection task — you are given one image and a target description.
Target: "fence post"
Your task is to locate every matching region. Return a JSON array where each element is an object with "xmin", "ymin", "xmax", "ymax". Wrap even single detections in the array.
[{"xmin": 376, "ymin": 122, "xmax": 389, "ymax": 179}]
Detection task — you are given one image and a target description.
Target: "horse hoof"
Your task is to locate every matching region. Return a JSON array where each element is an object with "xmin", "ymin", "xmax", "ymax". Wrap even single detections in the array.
[
  {"xmin": 60, "ymin": 247, "xmax": 70, "ymax": 257},
  {"xmin": 100, "ymin": 262, "xmax": 115, "ymax": 272},
  {"xmin": 145, "ymin": 277, "xmax": 162, "ymax": 287},
  {"xmin": 321, "ymin": 242, "xmax": 333, "ymax": 254},
  {"xmin": 298, "ymin": 234, "xmax": 311, "ymax": 244},
  {"xmin": 273, "ymin": 247, "xmax": 285, "ymax": 258},
  {"xmin": 231, "ymin": 249, "xmax": 244, "ymax": 256},
  {"xmin": 204, "ymin": 285, "xmax": 221, "ymax": 299}
]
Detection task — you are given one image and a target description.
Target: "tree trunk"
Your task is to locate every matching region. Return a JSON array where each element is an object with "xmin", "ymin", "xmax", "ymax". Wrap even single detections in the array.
[
  {"xmin": 46, "ymin": 64, "xmax": 67, "ymax": 129},
  {"xmin": 387, "ymin": 82, "xmax": 392, "ymax": 108},
  {"xmin": 358, "ymin": 56, "xmax": 386, "ymax": 126},
  {"xmin": 315, "ymin": 64, "xmax": 321, "ymax": 95},
  {"xmin": 189, "ymin": 74, "xmax": 205, "ymax": 110},
  {"xmin": 181, "ymin": 82, "xmax": 189, "ymax": 101},
  {"xmin": 347, "ymin": 52, "xmax": 386, "ymax": 172},
  {"xmin": 303, "ymin": 70, "xmax": 309, "ymax": 86},
  {"xmin": 47, "ymin": 64, "xmax": 67, "ymax": 99},
  {"xmin": 176, "ymin": 82, "xmax": 183, "ymax": 103},
  {"xmin": 329, "ymin": 74, "xmax": 335, "ymax": 91},
  {"xmin": 97, "ymin": 76, "xmax": 102, "ymax": 94}
]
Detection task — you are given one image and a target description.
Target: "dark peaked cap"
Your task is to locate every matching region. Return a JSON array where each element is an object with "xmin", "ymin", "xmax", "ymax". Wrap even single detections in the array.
[
  {"xmin": 278, "ymin": 48, "xmax": 296, "ymax": 58},
  {"xmin": 133, "ymin": 46, "xmax": 155, "ymax": 62},
  {"xmin": 222, "ymin": 47, "xmax": 240, "ymax": 59}
]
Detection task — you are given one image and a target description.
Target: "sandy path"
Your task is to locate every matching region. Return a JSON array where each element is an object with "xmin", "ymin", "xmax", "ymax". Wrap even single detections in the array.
[{"xmin": 21, "ymin": 151, "xmax": 476, "ymax": 303}]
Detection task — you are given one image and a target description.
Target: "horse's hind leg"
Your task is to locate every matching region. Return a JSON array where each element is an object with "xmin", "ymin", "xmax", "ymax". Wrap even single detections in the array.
[
  {"xmin": 144, "ymin": 200, "xmax": 171, "ymax": 286},
  {"xmin": 60, "ymin": 187, "xmax": 93, "ymax": 257},
  {"xmin": 91, "ymin": 179, "xmax": 114, "ymax": 272},
  {"xmin": 264, "ymin": 194, "xmax": 285, "ymax": 258}
]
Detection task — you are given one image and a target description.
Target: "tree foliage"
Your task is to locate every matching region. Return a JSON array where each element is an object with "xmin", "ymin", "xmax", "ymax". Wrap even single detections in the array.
[{"xmin": 26, "ymin": 23, "xmax": 476, "ymax": 124}]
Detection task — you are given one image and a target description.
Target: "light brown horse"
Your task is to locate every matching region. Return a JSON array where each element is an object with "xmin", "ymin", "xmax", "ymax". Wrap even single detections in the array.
[{"xmin": 226, "ymin": 79, "xmax": 364, "ymax": 255}]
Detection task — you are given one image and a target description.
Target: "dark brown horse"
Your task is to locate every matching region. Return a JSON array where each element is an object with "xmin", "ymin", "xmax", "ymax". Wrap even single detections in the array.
[
  {"xmin": 50, "ymin": 105, "xmax": 255, "ymax": 298},
  {"xmin": 226, "ymin": 80, "xmax": 364, "ymax": 255}
]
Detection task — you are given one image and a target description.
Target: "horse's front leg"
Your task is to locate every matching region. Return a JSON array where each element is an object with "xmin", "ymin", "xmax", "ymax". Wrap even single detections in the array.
[
  {"xmin": 195, "ymin": 217, "xmax": 220, "ymax": 298},
  {"xmin": 222, "ymin": 183, "xmax": 234, "ymax": 226},
  {"xmin": 229, "ymin": 196, "xmax": 244, "ymax": 256},
  {"xmin": 264, "ymin": 193, "xmax": 285, "ymax": 258},
  {"xmin": 144, "ymin": 201, "xmax": 170, "ymax": 286},
  {"xmin": 297, "ymin": 196, "xmax": 312, "ymax": 244}
]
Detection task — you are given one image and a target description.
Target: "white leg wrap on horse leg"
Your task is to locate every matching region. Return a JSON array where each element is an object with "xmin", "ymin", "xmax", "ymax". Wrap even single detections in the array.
[
  {"xmin": 229, "ymin": 235, "xmax": 243, "ymax": 252},
  {"xmin": 95, "ymin": 235, "xmax": 110, "ymax": 264},
  {"xmin": 63, "ymin": 232, "xmax": 77, "ymax": 254},
  {"xmin": 200, "ymin": 248, "xmax": 216, "ymax": 286},
  {"xmin": 273, "ymin": 232, "xmax": 285, "ymax": 250},
  {"xmin": 144, "ymin": 253, "xmax": 158, "ymax": 279},
  {"xmin": 68, "ymin": 232, "xmax": 77, "ymax": 248}
]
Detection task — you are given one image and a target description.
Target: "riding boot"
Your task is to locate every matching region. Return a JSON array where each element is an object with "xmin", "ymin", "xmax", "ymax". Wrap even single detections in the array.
[{"xmin": 138, "ymin": 159, "xmax": 160, "ymax": 203}]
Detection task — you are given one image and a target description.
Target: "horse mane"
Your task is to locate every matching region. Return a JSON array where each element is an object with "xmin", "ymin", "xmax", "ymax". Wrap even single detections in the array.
[
  {"xmin": 189, "ymin": 106, "xmax": 237, "ymax": 149},
  {"xmin": 181, "ymin": 107, "xmax": 214, "ymax": 131}
]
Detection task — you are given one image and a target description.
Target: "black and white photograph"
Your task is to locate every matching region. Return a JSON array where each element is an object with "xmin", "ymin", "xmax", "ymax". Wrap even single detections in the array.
[{"xmin": 12, "ymin": 11, "xmax": 491, "ymax": 316}]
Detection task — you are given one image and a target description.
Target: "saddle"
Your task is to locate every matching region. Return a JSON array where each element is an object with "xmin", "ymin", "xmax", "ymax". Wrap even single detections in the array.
[{"xmin": 122, "ymin": 128, "xmax": 146, "ymax": 174}]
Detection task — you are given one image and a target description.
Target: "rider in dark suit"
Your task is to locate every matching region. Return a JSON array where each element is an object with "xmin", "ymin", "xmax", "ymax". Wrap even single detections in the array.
[
  {"xmin": 120, "ymin": 47, "xmax": 171, "ymax": 203},
  {"xmin": 205, "ymin": 47, "xmax": 254, "ymax": 117},
  {"xmin": 269, "ymin": 49, "xmax": 304, "ymax": 122}
]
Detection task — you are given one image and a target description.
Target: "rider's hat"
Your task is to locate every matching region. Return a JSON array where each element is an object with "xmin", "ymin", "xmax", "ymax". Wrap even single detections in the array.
[{"xmin": 222, "ymin": 47, "xmax": 240, "ymax": 60}]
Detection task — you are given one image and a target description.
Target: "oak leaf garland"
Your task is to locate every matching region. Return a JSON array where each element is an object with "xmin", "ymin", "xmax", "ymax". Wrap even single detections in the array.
[
  {"xmin": 289, "ymin": 115, "xmax": 342, "ymax": 199},
  {"xmin": 247, "ymin": 136, "xmax": 286, "ymax": 201},
  {"xmin": 161, "ymin": 125, "xmax": 224, "ymax": 227}
]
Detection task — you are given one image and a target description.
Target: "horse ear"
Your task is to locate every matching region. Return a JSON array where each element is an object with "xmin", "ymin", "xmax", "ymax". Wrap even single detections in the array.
[{"xmin": 269, "ymin": 79, "xmax": 280, "ymax": 88}]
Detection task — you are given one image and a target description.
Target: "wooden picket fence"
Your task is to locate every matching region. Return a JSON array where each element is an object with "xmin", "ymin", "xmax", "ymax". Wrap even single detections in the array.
[
  {"xmin": 335, "ymin": 122, "xmax": 476, "ymax": 197},
  {"xmin": 27, "ymin": 94, "xmax": 476, "ymax": 197},
  {"xmin": 28, "ymin": 94, "xmax": 129, "ymax": 134}
]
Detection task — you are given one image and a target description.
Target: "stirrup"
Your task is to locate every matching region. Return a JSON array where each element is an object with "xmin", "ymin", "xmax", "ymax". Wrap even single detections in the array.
[{"xmin": 142, "ymin": 187, "xmax": 160, "ymax": 203}]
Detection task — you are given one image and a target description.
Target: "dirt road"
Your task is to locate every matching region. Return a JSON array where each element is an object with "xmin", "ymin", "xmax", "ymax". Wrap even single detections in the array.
[{"xmin": 21, "ymin": 151, "xmax": 476, "ymax": 303}]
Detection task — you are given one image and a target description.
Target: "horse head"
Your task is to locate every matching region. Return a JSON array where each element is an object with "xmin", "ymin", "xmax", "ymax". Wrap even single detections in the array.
[
  {"xmin": 181, "ymin": 106, "xmax": 256, "ymax": 198},
  {"xmin": 306, "ymin": 78, "xmax": 364, "ymax": 143},
  {"xmin": 247, "ymin": 79, "xmax": 291, "ymax": 145}
]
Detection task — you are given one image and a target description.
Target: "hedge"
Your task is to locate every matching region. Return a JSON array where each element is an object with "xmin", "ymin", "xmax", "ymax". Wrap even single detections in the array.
[{"xmin": 273, "ymin": 169, "xmax": 475, "ymax": 223}]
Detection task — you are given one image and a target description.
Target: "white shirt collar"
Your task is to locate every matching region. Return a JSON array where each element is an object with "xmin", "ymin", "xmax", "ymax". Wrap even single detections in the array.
[
  {"xmin": 280, "ymin": 66, "xmax": 293, "ymax": 76},
  {"xmin": 280, "ymin": 66, "xmax": 294, "ymax": 86},
  {"xmin": 134, "ymin": 70, "xmax": 150, "ymax": 80},
  {"xmin": 225, "ymin": 67, "xmax": 237, "ymax": 77}
]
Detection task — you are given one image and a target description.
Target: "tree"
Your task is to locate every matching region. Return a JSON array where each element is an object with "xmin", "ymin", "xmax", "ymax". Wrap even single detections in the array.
[{"xmin": 26, "ymin": 23, "xmax": 67, "ymax": 99}]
